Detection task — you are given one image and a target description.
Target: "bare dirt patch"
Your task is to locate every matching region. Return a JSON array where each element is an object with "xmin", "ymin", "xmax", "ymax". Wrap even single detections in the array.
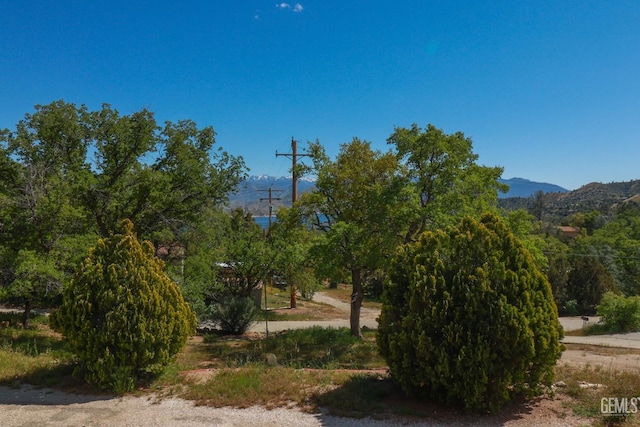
[{"xmin": 560, "ymin": 343, "xmax": 640, "ymax": 372}]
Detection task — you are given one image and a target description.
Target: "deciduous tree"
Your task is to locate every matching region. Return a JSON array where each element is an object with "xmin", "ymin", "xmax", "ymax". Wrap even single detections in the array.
[
  {"xmin": 299, "ymin": 138, "xmax": 416, "ymax": 337},
  {"xmin": 387, "ymin": 123, "xmax": 506, "ymax": 242}
]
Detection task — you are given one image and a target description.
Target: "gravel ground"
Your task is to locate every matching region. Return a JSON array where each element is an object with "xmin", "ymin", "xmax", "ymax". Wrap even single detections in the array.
[
  {"xmin": 0, "ymin": 384, "xmax": 397, "ymax": 427},
  {"xmin": 0, "ymin": 383, "xmax": 594, "ymax": 427}
]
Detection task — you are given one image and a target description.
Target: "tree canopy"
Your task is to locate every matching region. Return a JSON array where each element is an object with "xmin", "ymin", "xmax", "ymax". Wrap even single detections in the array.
[{"xmin": 0, "ymin": 101, "xmax": 245, "ymax": 315}]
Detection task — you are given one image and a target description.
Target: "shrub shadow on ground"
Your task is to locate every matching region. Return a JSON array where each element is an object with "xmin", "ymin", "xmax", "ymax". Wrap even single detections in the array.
[
  {"xmin": 0, "ymin": 383, "xmax": 115, "ymax": 405},
  {"xmin": 314, "ymin": 375, "xmax": 560, "ymax": 425}
]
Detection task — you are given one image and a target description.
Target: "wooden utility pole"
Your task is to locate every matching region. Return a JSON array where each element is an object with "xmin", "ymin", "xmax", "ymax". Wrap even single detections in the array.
[
  {"xmin": 259, "ymin": 187, "xmax": 282, "ymax": 339},
  {"xmin": 276, "ymin": 137, "xmax": 310, "ymax": 204},
  {"xmin": 259, "ymin": 187, "xmax": 283, "ymax": 236},
  {"xmin": 275, "ymin": 137, "xmax": 310, "ymax": 308}
]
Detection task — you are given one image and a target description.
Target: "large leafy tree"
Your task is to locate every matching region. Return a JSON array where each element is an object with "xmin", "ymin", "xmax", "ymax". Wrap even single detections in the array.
[
  {"xmin": 1, "ymin": 101, "xmax": 245, "ymax": 315},
  {"xmin": 387, "ymin": 123, "xmax": 506, "ymax": 242},
  {"xmin": 378, "ymin": 213, "xmax": 563, "ymax": 412},
  {"xmin": 270, "ymin": 206, "xmax": 321, "ymax": 302},
  {"xmin": 0, "ymin": 250, "xmax": 63, "ymax": 326},
  {"xmin": 84, "ymin": 105, "xmax": 246, "ymax": 239},
  {"xmin": 299, "ymin": 138, "xmax": 416, "ymax": 337},
  {"xmin": 1, "ymin": 101, "xmax": 245, "ymax": 242},
  {"xmin": 0, "ymin": 102, "xmax": 95, "ymax": 317}
]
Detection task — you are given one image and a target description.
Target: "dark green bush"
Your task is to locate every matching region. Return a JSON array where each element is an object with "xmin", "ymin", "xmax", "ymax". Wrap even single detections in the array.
[
  {"xmin": 50, "ymin": 220, "xmax": 196, "ymax": 394},
  {"xmin": 377, "ymin": 213, "xmax": 563, "ymax": 412},
  {"xmin": 596, "ymin": 292, "xmax": 640, "ymax": 333},
  {"xmin": 209, "ymin": 295, "xmax": 259, "ymax": 335}
]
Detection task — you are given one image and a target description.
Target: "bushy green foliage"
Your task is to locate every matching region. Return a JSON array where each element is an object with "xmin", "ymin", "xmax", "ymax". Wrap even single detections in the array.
[
  {"xmin": 1, "ymin": 250, "xmax": 63, "ymax": 326},
  {"xmin": 50, "ymin": 220, "xmax": 196, "ymax": 394},
  {"xmin": 596, "ymin": 292, "xmax": 640, "ymax": 333},
  {"xmin": 209, "ymin": 295, "xmax": 259, "ymax": 335},
  {"xmin": 377, "ymin": 213, "xmax": 563, "ymax": 412},
  {"xmin": 566, "ymin": 255, "xmax": 616, "ymax": 315}
]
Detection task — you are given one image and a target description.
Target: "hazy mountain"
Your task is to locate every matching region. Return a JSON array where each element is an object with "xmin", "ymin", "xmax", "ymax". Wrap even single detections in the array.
[
  {"xmin": 498, "ymin": 177, "xmax": 568, "ymax": 198},
  {"xmin": 228, "ymin": 175, "xmax": 316, "ymax": 215},
  {"xmin": 230, "ymin": 175, "xmax": 570, "ymax": 215}
]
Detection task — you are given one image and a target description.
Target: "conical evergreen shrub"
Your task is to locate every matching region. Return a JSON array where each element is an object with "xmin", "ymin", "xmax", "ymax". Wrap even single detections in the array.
[
  {"xmin": 51, "ymin": 219, "xmax": 196, "ymax": 393},
  {"xmin": 377, "ymin": 212, "xmax": 563, "ymax": 412}
]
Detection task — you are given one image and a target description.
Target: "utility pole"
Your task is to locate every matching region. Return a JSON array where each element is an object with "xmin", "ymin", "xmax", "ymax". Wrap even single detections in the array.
[
  {"xmin": 258, "ymin": 187, "xmax": 282, "ymax": 339},
  {"xmin": 275, "ymin": 137, "xmax": 310, "ymax": 308},
  {"xmin": 259, "ymin": 187, "xmax": 283, "ymax": 236},
  {"xmin": 276, "ymin": 137, "xmax": 310, "ymax": 204}
]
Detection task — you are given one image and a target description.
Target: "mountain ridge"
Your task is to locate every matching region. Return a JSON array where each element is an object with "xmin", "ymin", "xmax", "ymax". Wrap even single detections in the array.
[{"xmin": 229, "ymin": 175, "xmax": 571, "ymax": 216}]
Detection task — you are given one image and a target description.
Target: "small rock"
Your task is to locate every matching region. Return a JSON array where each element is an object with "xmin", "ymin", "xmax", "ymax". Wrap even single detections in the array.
[
  {"xmin": 554, "ymin": 380, "xmax": 567, "ymax": 388},
  {"xmin": 266, "ymin": 353, "xmax": 278, "ymax": 366},
  {"xmin": 578, "ymin": 381, "xmax": 606, "ymax": 389}
]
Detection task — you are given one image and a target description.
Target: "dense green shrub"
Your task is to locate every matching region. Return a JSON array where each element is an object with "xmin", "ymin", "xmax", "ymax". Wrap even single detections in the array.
[
  {"xmin": 566, "ymin": 255, "xmax": 616, "ymax": 315},
  {"xmin": 596, "ymin": 292, "xmax": 640, "ymax": 333},
  {"xmin": 50, "ymin": 220, "xmax": 196, "ymax": 393},
  {"xmin": 377, "ymin": 213, "xmax": 563, "ymax": 412},
  {"xmin": 209, "ymin": 295, "xmax": 259, "ymax": 335}
]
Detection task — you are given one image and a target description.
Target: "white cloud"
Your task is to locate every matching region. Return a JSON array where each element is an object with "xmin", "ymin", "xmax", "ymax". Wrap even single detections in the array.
[{"xmin": 275, "ymin": 2, "xmax": 303, "ymax": 12}]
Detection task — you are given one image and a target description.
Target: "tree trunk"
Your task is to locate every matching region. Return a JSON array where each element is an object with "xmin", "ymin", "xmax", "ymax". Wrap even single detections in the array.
[
  {"xmin": 22, "ymin": 300, "xmax": 31, "ymax": 328},
  {"xmin": 350, "ymin": 269, "xmax": 364, "ymax": 338},
  {"xmin": 290, "ymin": 284, "xmax": 297, "ymax": 309}
]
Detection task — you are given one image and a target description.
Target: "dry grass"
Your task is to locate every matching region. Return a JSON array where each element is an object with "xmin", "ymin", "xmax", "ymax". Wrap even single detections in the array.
[
  {"xmin": 555, "ymin": 361, "xmax": 640, "ymax": 426},
  {"xmin": 320, "ymin": 285, "xmax": 383, "ymax": 310},
  {"xmin": 4, "ymin": 310, "xmax": 640, "ymax": 425}
]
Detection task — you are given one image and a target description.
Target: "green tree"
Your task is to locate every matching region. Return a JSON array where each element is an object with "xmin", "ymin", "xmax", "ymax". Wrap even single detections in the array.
[
  {"xmin": 543, "ymin": 237, "xmax": 571, "ymax": 312},
  {"xmin": 0, "ymin": 102, "xmax": 93, "ymax": 316},
  {"xmin": 85, "ymin": 105, "xmax": 246, "ymax": 239},
  {"xmin": 387, "ymin": 123, "xmax": 506, "ymax": 242},
  {"xmin": 597, "ymin": 292, "xmax": 640, "ymax": 333},
  {"xmin": 0, "ymin": 250, "xmax": 63, "ymax": 326},
  {"xmin": 1, "ymin": 101, "xmax": 244, "ymax": 315},
  {"xmin": 270, "ymin": 206, "xmax": 320, "ymax": 301},
  {"xmin": 214, "ymin": 209, "xmax": 272, "ymax": 298},
  {"xmin": 377, "ymin": 213, "xmax": 563, "ymax": 412},
  {"xmin": 1, "ymin": 101, "xmax": 245, "ymax": 241},
  {"xmin": 590, "ymin": 203, "xmax": 640, "ymax": 295},
  {"xmin": 50, "ymin": 220, "xmax": 196, "ymax": 393},
  {"xmin": 528, "ymin": 190, "xmax": 547, "ymax": 222},
  {"xmin": 299, "ymin": 138, "xmax": 416, "ymax": 337},
  {"xmin": 566, "ymin": 253, "xmax": 616, "ymax": 315}
]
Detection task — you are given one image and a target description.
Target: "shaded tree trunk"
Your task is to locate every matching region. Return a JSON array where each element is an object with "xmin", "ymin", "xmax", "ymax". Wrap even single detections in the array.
[
  {"xmin": 350, "ymin": 268, "xmax": 364, "ymax": 338},
  {"xmin": 22, "ymin": 300, "xmax": 31, "ymax": 328}
]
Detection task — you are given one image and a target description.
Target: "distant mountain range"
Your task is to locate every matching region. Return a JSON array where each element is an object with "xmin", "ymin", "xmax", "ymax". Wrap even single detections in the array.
[
  {"xmin": 229, "ymin": 175, "xmax": 570, "ymax": 216},
  {"xmin": 228, "ymin": 175, "xmax": 316, "ymax": 215},
  {"xmin": 497, "ymin": 177, "xmax": 568, "ymax": 198}
]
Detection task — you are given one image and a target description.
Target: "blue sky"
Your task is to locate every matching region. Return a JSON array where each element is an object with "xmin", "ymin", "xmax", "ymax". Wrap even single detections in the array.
[{"xmin": 1, "ymin": 1, "xmax": 638, "ymax": 190}]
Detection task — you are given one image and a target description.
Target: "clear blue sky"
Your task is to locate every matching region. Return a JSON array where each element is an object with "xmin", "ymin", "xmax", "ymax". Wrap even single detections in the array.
[{"xmin": 2, "ymin": 1, "xmax": 639, "ymax": 190}]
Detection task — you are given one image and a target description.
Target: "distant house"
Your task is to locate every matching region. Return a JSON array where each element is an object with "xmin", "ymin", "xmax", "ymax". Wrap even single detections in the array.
[{"xmin": 557, "ymin": 226, "xmax": 581, "ymax": 239}]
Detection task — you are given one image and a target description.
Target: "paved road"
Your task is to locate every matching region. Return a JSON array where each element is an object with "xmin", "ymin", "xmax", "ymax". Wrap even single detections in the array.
[{"xmin": 250, "ymin": 295, "xmax": 640, "ymax": 350}]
